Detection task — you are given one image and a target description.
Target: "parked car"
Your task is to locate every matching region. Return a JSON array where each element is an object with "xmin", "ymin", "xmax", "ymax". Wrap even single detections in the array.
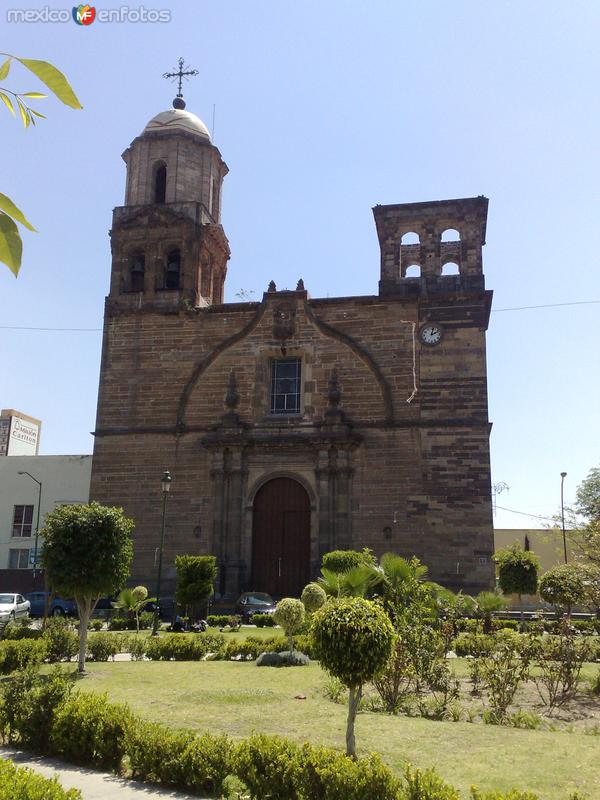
[
  {"xmin": 24, "ymin": 592, "xmax": 77, "ymax": 618},
  {"xmin": 235, "ymin": 592, "xmax": 277, "ymax": 622},
  {"xmin": 0, "ymin": 593, "xmax": 30, "ymax": 621}
]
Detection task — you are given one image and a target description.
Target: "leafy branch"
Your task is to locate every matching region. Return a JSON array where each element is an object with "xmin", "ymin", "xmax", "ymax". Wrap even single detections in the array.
[{"xmin": 0, "ymin": 52, "xmax": 82, "ymax": 276}]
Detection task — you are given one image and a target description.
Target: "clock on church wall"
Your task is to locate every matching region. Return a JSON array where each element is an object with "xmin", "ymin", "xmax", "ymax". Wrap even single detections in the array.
[{"xmin": 419, "ymin": 323, "xmax": 444, "ymax": 346}]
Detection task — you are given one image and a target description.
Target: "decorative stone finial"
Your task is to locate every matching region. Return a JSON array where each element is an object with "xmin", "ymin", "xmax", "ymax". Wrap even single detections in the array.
[
  {"xmin": 327, "ymin": 368, "xmax": 342, "ymax": 409},
  {"xmin": 267, "ymin": 280, "xmax": 277, "ymax": 293},
  {"xmin": 296, "ymin": 278, "xmax": 305, "ymax": 291},
  {"xmin": 225, "ymin": 371, "xmax": 239, "ymax": 411}
]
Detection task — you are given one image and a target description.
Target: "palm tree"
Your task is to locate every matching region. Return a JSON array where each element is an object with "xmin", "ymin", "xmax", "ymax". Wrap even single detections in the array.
[
  {"xmin": 475, "ymin": 591, "xmax": 506, "ymax": 634},
  {"xmin": 317, "ymin": 564, "xmax": 381, "ymax": 598},
  {"xmin": 113, "ymin": 585, "xmax": 154, "ymax": 632}
]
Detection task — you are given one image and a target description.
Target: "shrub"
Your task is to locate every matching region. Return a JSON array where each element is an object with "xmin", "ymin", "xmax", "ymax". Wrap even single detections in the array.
[
  {"xmin": 321, "ymin": 548, "xmax": 376, "ymax": 574},
  {"xmin": 298, "ymin": 744, "xmax": 401, "ymax": 800},
  {"xmin": 273, "ymin": 598, "xmax": 306, "ymax": 652},
  {"xmin": 252, "ymin": 613, "xmax": 276, "ymax": 627},
  {"xmin": 479, "ymin": 644, "xmax": 530, "ymax": 723},
  {"xmin": 118, "ymin": 633, "xmax": 146, "ymax": 661},
  {"xmin": 401, "ymin": 765, "xmax": 460, "ymax": 799},
  {"xmin": 571, "ymin": 619, "xmax": 595, "ymax": 635},
  {"xmin": 0, "ymin": 666, "xmax": 72, "ymax": 751},
  {"xmin": 138, "ymin": 610, "xmax": 154, "ymax": 629},
  {"xmin": 1, "ymin": 621, "xmax": 42, "ymax": 640},
  {"xmin": 532, "ymin": 632, "xmax": 591, "ymax": 707},
  {"xmin": 497, "ymin": 619, "xmax": 519, "ymax": 631},
  {"xmin": 293, "ymin": 634, "xmax": 316, "ymax": 659},
  {"xmin": 184, "ymin": 730, "xmax": 234, "ymax": 795},
  {"xmin": 90, "ymin": 619, "xmax": 104, "ymax": 631},
  {"xmin": 126, "ymin": 718, "xmax": 195, "ymax": 786},
  {"xmin": 87, "ymin": 632, "xmax": 119, "ymax": 662},
  {"xmin": 222, "ymin": 635, "xmax": 287, "ymax": 661},
  {"xmin": 126, "ymin": 717, "xmax": 232, "ymax": 794},
  {"xmin": 0, "ymin": 639, "xmax": 46, "ymax": 674},
  {"xmin": 108, "ymin": 617, "xmax": 128, "ymax": 631},
  {"xmin": 235, "ymin": 733, "xmax": 301, "ymax": 800},
  {"xmin": 50, "ymin": 692, "xmax": 132, "ymax": 770},
  {"xmin": 43, "ymin": 618, "xmax": 79, "ymax": 662},
  {"xmin": 0, "ymin": 757, "xmax": 82, "ymax": 800},
  {"xmin": 470, "ymin": 790, "xmax": 540, "ymax": 800},
  {"xmin": 144, "ymin": 634, "xmax": 209, "ymax": 661},
  {"xmin": 198, "ymin": 630, "xmax": 226, "ymax": 655},
  {"xmin": 207, "ymin": 614, "xmax": 230, "ymax": 627},
  {"xmin": 452, "ymin": 632, "xmax": 495, "ymax": 657},
  {"xmin": 590, "ymin": 669, "xmax": 600, "ymax": 695},
  {"xmin": 301, "ymin": 582, "xmax": 327, "ymax": 614}
]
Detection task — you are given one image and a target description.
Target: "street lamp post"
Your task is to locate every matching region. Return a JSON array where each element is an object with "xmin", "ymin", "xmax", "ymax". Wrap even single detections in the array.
[
  {"xmin": 560, "ymin": 471, "xmax": 568, "ymax": 564},
  {"xmin": 151, "ymin": 470, "xmax": 172, "ymax": 636},
  {"xmin": 17, "ymin": 471, "xmax": 42, "ymax": 582}
]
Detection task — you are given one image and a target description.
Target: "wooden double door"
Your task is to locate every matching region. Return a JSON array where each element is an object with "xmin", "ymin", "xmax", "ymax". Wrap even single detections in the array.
[{"xmin": 251, "ymin": 477, "xmax": 311, "ymax": 597}]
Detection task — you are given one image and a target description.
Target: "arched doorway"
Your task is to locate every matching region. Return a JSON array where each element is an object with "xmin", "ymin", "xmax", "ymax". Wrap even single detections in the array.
[{"xmin": 251, "ymin": 477, "xmax": 311, "ymax": 597}]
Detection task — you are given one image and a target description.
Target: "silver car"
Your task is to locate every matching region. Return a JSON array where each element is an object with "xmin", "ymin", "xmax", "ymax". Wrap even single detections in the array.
[{"xmin": 0, "ymin": 593, "xmax": 30, "ymax": 621}]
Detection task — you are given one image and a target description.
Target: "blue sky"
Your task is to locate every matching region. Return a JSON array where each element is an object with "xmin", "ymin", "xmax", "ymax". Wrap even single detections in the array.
[{"xmin": 1, "ymin": 0, "xmax": 598, "ymax": 529}]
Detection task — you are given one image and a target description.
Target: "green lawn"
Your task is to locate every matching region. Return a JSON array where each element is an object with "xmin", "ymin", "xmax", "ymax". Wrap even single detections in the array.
[{"xmin": 70, "ymin": 659, "xmax": 599, "ymax": 799}]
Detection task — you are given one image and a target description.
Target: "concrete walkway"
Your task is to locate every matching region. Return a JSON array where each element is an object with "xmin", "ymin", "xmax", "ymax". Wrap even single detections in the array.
[{"xmin": 1, "ymin": 748, "xmax": 206, "ymax": 799}]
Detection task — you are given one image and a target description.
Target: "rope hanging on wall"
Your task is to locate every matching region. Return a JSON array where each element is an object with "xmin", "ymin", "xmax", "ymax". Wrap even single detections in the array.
[{"xmin": 400, "ymin": 320, "xmax": 418, "ymax": 404}]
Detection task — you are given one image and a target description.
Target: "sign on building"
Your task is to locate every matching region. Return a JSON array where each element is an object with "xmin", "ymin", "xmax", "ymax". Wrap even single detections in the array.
[{"xmin": 0, "ymin": 409, "xmax": 41, "ymax": 456}]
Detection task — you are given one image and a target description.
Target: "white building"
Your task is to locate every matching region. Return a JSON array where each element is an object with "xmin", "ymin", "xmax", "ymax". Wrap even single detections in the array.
[
  {"xmin": 0, "ymin": 409, "xmax": 42, "ymax": 456},
  {"xmin": 0, "ymin": 455, "xmax": 92, "ymax": 581}
]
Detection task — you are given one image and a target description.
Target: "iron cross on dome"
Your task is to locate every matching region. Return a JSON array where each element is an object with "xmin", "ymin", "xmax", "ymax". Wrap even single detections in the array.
[{"xmin": 163, "ymin": 57, "xmax": 199, "ymax": 98}]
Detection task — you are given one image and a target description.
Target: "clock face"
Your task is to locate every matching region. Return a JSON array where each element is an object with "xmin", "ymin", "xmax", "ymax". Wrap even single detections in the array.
[{"xmin": 420, "ymin": 324, "xmax": 443, "ymax": 346}]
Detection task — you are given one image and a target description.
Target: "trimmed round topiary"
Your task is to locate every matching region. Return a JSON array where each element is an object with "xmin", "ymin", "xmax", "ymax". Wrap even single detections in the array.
[
  {"xmin": 273, "ymin": 598, "xmax": 305, "ymax": 653},
  {"xmin": 311, "ymin": 597, "xmax": 394, "ymax": 755},
  {"xmin": 301, "ymin": 582, "xmax": 327, "ymax": 614},
  {"xmin": 539, "ymin": 564, "xmax": 586, "ymax": 616}
]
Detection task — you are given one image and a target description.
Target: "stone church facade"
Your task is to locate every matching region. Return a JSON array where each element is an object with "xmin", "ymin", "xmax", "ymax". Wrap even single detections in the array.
[{"xmin": 90, "ymin": 97, "xmax": 495, "ymax": 599}]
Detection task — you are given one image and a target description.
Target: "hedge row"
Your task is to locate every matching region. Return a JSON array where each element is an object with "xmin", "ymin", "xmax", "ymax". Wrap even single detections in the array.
[
  {"xmin": 0, "ymin": 757, "xmax": 81, "ymax": 800},
  {"xmin": 0, "ymin": 669, "xmax": 545, "ymax": 799},
  {"xmin": 452, "ymin": 630, "xmax": 600, "ymax": 660},
  {"xmin": 0, "ymin": 631, "xmax": 317, "ymax": 672},
  {"xmin": 455, "ymin": 618, "xmax": 600, "ymax": 635}
]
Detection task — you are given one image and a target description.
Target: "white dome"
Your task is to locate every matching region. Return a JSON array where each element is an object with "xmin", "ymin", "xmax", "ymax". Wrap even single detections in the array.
[{"xmin": 143, "ymin": 108, "xmax": 211, "ymax": 141}]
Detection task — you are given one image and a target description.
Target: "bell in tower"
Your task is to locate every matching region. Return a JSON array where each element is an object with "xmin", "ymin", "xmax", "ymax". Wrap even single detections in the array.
[{"xmin": 109, "ymin": 58, "xmax": 230, "ymax": 308}]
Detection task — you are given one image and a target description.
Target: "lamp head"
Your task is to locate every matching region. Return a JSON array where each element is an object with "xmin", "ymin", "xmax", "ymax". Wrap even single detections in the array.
[
  {"xmin": 560, "ymin": 472, "xmax": 567, "ymax": 478},
  {"xmin": 161, "ymin": 470, "xmax": 172, "ymax": 494}
]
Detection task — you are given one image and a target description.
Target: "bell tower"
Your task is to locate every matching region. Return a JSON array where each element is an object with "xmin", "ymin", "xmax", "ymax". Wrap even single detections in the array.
[{"xmin": 108, "ymin": 61, "xmax": 229, "ymax": 308}]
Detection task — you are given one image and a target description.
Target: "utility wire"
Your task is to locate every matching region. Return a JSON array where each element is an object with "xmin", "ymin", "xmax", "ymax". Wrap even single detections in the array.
[
  {"xmin": 0, "ymin": 325, "xmax": 101, "ymax": 331},
  {"xmin": 495, "ymin": 504, "xmax": 557, "ymax": 523},
  {"xmin": 492, "ymin": 300, "xmax": 600, "ymax": 313},
  {"xmin": 1, "ymin": 299, "xmax": 599, "ymax": 331}
]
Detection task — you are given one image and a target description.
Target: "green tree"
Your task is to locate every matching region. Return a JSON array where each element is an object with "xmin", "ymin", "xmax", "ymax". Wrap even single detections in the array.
[
  {"xmin": 113, "ymin": 585, "xmax": 154, "ymax": 633},
  {"xmin": 174, "ymin": 555, "xmax": 217, "ymax": 620},
  {"xmin": 273, "ymin": 597, "xmax": 305, "ymax": 652},
  {"xmin": 539, "ymin": 564, "xmax": 586, "ymax": 619},
  {"xmin": 494, "ymin": 543, "xmax": 540, "ymax": 628},
  {"xmin": 41, "ymin": 502, "xmax": 133, "ymax": 673},
  {"xmin": 575, "ymin": 467, "xmax": 600, "ymax": 522},
  {"xmin": 1, "ymin": 53, "xmax": 82, "ymax": 276},
  {"xmin": 311, "ymin": 597, "xmax": 394, "ymax": 756}
]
